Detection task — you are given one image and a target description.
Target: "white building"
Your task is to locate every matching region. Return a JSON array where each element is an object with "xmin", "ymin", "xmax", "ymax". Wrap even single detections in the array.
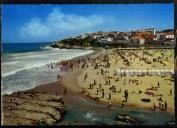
[
  {"xmin": 165, "ymin": 32, "xmax": 174, "ymax": 41},
  {"xmin": 98, "ymin": 37, "xmax": 113, "ymax": 44},
  {"xmin": 130, "ymin": 36, "xmax": 145, "ymax": 45}
]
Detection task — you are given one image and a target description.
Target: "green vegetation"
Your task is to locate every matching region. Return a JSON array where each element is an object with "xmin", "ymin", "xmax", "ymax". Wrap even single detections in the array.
[{"xmin": 51, "ymin": 37, "xmax": 102, "ymax": 49}]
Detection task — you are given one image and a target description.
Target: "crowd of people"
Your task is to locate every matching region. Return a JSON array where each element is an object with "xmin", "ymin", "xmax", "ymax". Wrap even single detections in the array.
[{"xmin": 42, "ymin": 48, "xmax": 173, "ymax": 113}]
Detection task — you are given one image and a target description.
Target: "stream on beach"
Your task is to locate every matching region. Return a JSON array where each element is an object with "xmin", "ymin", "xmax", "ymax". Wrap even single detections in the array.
[
  {"xmin": 57, "ymin": 94, "xmax": 173, "ymax": 125},
  {"xmin": 2, "ymin": 43, "xmax": 174, "ymax": 125}
]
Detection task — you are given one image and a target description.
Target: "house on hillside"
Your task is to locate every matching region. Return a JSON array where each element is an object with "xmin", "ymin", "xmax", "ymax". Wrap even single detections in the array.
[
  {"xmin": 118, "ymin": 32, "xmax": 129, "ymax": 40},
  {"xmin": 98, "ymin": 37, "xmax": 113, "ymax": 44},
  {"xmin": 130, "ymin": 36, "xmax": 145, "ymax": 45},
  {"xmin": 164, "ymin": 31, "xmax": 174, "ymax": 41}
]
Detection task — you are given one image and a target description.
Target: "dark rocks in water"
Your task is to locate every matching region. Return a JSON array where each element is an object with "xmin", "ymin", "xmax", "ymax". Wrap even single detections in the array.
[
  {"xmin": 141, "ymin": 98, "xmax": 151, "ymax": 102},
  {"xmin": 50, "ymin": 43, "xmax": 60, "ymax": 48},
  {"xmin": 2, "ymin": 92, "xmax": 65, "ymax": 126},
  {"xmin": 115, "ymin": 114, "xmax": 141, "ymax": 125}
]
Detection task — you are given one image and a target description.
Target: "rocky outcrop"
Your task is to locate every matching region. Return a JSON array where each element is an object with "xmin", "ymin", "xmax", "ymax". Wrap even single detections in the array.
[
  {"xmin": 2, "ymin": 91, "xmax": 65, "ymax": 126},
  {"xmin": 115, "ymin": 114, "xmax": 141, "ymax": 125}
]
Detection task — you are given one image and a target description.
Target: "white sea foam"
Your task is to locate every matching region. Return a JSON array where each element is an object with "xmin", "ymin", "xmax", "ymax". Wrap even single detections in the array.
[
  {"xmin": 2, "ymin": 48, "xmax": 93, "ymax": 94},
  {"xmin": 84, "ymin": 111, "xmax": 99, "ymax": 121}
]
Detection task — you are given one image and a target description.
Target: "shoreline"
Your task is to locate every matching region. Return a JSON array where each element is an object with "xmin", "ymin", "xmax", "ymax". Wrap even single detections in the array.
[
  {"xmin": 1, "ymin": 48, "xmax": 96, "ymax": 95},
  {"xmin": 2, "ymin": 47, "xmax": 175, "ymax": 125}
]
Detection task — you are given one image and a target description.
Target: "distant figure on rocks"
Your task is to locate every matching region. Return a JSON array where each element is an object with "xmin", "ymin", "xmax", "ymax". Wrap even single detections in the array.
[{"xmin": 17, "ymin": 90, "xmax": 20, "ymax": 97}]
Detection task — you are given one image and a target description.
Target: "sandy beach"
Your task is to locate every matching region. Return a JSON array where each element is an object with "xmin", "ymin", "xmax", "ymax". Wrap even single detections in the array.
[
  {"xmin": 77, "ymin": 48, "xmax": 174, "ymax": 114},
  {"xmin": 2, "ymin": 48, "xmax": 175, "ymax": 125},
  {"xmin": 28, "ymin": 48, "xmax": 174, "ymax": 114}
]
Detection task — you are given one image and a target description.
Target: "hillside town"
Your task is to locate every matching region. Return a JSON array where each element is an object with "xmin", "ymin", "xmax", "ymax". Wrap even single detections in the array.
[{"xmin": 51, "ymin": 28, "xmax": 175, "ymax": 49}]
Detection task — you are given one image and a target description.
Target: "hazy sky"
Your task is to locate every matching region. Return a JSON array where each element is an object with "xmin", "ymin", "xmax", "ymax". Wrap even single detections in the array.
[{"xmin": 2, "ymin": 4, "xmax": 174, "ymax": 43}]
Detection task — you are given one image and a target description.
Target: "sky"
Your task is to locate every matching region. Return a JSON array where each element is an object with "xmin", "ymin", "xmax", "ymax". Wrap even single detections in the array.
[{"xmin": 2, "ymin": 4, "xmax": 174, "ymax": 43}]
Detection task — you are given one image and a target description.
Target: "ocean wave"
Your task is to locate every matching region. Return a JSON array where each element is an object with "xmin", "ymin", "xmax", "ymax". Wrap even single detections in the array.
[
  {"xmin": 2, "ymin": 48, "xmax": 93, "ymax": 94},
  {"xmin": 2, "ymin": 61, "xmax": 18, "ymax": 65},
  {"xmin": 2, "ymin": 63, "xmax": 47, "ymax": 78}
]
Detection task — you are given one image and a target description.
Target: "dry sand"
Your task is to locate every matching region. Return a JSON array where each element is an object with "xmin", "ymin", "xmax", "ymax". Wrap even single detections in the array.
[{"xmin": 77, "ymin": 48, "xmax": 174, "ymax": 114}]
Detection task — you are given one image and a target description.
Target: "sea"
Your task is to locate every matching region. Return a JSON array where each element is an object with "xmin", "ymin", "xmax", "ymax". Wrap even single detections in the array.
[
  {"xmin": 1, "ymin": 43, "xmax": 173, "ymax": 125},
  {"xmin": 1, "ymin": 43, "xmax": 93, "ymax": 95}
]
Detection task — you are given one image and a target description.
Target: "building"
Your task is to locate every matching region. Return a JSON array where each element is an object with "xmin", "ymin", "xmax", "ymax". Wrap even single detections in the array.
[
  {"xmin": 130, "ymin": 36, "xmax": 145, "ymax": 45},
  {"xmin": 164, "ymin": 31, "xmax": 174, "ymax": 41},
  {"xmin": 145, "ymin": 28, "xmax": 156, "ymax": 35},
  {"xmin": 98, "ymin": 37, "xmax": 113, "ymax": 44},
  {"xmin": 134, "ymin": 28, "xmax": 156, "ymax": 35},
  {"xmin": 156, "ymin": 32, "xmax": 166, "ymax": 41}
]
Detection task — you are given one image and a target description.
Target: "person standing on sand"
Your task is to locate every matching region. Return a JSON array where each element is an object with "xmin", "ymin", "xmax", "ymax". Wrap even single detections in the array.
[
  {"xmin": 159, "ymin": 102, "xmax": 161, "ymax": 109},
  {"xmin": 89, "ymin": 84, "xmax": 92, "ymax": 89},
  {"xmin": 124, "ymin": 90, "xmax": 128, "ymax": 102},
  {"xmin": 157, "ymin": 81, "xmax": 160, "ymax": 88},
  {"xmin": 164, "ymin": 101, "xmax": 167, "ymax": 110},
  {"xmin": 84, "ymin": 72, "xmax": 87, "ymax": 82},
  {"xmin": 161, "ymin": 104, "xmax": 164, "ymax": 110},
  {"xmin": 99, "ymin": 83, "xmax": 101, "ymax": 89},
  {"xmin": 170, "ymin": 89, "xmax": 172, "ymax": 95},
  {"xmin": 96, "ymin": 89, "xmax": 98, "ymax": 95},
  {"xmin": 108, "ymin": 93, "xmax": 111, "ymax": 100},
  {"xmin": 94, "ymin": 79, "xmax": 96, "ymax": 85},
  {"xmin": 153, "ymin": 103, "xmax": 156, "ymax": 110},
  {"xmin": 109, "ymin": 102, "xmax": 112, "ymax": 108},
  {"xmin": 121, "ymin": 101, "xmax": 124, "ymax": 108},
  {"xmin": 64, "ymin": 87, "xmax": 67, "ymax": 95},
  {"xmin": 102, "ymin": 91, "xmax": 105, "ymax": 98}
]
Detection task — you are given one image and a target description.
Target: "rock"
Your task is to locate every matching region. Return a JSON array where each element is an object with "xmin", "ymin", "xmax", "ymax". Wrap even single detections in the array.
[
  {"xmin": 115, "ymin": 114, "xmax": 141, "ymax": 125},
  {"xmin": 141, "ymin": 98, "xmax": 151, "ymax": 102},
  {"xmin": 2, "ymin": 92, "xmax": 65, "ymax": 126}
]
